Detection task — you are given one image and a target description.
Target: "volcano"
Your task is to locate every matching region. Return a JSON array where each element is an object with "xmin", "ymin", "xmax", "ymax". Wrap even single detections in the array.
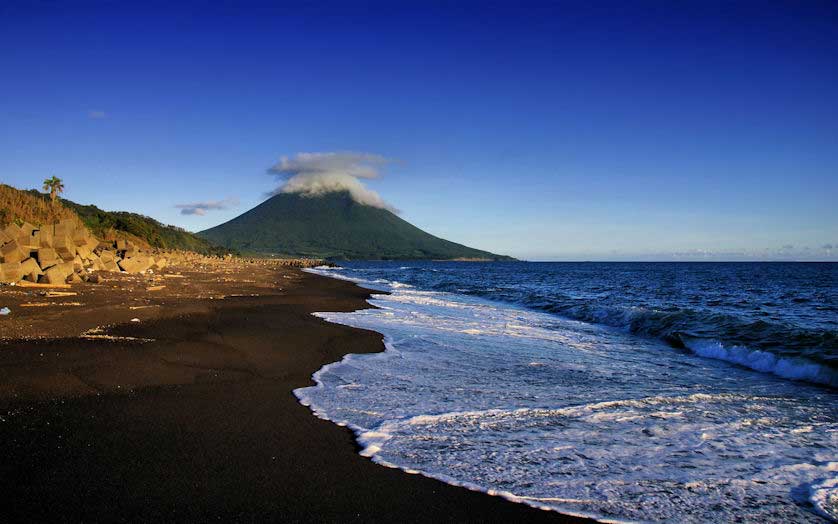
[{"xmin": 198, "ymin": 191, "xmax": 512, "ymax": 260}]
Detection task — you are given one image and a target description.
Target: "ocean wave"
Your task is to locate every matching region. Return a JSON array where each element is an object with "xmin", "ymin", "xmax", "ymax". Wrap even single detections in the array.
[
  {"xmin": 299, "ymin": 266, "xmax": 838, "ymax": 523},
  {"xmin": 682, "ymin": 337, "xmax": 838, "ymax": 388},
  {"xmin": 810, "ymin": 474, "xmax": 838, "ymax": 522},
  {"xmin": 351, "ymin": 396, "xmax": 838, "ymax": 522},
  {"xmin": 309, "ymin": 265, "xmax": 837, "ymax": 389},
  {"xmin": 542, "ymin": 302, "xmax": 837, "ymax": 388},
  {"xmin": 426, "ymin": 283, "xmax": 837, "ymax": 389},
  {"xmin": 535, "ymin": 301, "xmax": 836, "ymax": 354}
]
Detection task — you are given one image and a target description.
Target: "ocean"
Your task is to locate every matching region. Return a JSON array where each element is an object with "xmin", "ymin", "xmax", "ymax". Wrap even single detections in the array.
[{"xmin": 295, "ymin": 262, "xmax": 837, "ymax": 523}]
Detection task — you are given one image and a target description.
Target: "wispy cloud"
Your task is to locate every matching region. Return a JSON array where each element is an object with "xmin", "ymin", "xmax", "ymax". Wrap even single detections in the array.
[
  {"xmin": 88, "ymin": 110, "xmax": 107, "ymax": 119},
  {"xmin": 175, "ymin": 197, "xmax": 239, "ymax": 216},
  {"xmin": 267, "ymin": 151, "xmax": 397, "ymax": 212}
]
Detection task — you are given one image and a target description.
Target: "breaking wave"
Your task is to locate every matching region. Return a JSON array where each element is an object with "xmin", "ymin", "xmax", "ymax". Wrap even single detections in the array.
[
  {"xmin": 298, "ymin": 266, "xmax": 838, "ymax": 522},
  {"xmin": 308, "ymin": 262, "xmax": 838, "ymax": 389}
]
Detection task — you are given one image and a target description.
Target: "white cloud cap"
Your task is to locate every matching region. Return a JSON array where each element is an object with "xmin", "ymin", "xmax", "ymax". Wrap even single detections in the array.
[{"xmin": 268, "ymin": 151, "xmax": 397, "ymax": 212}]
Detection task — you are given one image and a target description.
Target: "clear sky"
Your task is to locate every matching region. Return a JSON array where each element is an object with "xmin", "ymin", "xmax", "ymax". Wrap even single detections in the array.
[{"xmin": 1, "ymin": 1, "xmax": 836, "ymax": 260}]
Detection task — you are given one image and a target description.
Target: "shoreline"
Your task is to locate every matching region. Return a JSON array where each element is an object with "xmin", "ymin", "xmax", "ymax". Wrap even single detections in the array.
[
  {"xmin": 0, "ymin": 265, "xmax": 592, "ymax": 522},
  {"xmin": 299, "ymin": 264, "xmax": 838, "ymax": 523}
]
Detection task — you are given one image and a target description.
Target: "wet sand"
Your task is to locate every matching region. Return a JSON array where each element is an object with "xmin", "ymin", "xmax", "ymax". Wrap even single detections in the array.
[{"xmin": 0, "ymin": 263, "xmax": 591, "ymax": 522}]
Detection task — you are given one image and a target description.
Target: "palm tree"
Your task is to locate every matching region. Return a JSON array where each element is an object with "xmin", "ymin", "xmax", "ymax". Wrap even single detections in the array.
[{"xmin": 43, "ymin": 176, "xmax": 65, "ymax": 203}]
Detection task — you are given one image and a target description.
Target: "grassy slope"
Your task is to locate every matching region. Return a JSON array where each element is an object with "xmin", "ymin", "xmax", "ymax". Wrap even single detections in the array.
[
  {"xmin": 0, "ymin": 184, "xmax": 79, "ymax": 227},
  {"xmin": 0, "ymin": 184, "xmax": 228, "ymax": 255},
  {"xmin": 64, "ymin": 200, "xmax": 228, "ymax": 254},
  {"xmin": 199, "ymin": 191, "xmax": 513, "ymax": 260}
]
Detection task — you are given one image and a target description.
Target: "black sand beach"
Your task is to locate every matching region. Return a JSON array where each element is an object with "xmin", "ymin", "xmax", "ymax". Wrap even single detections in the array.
[{"xmin": 0, "ymin": 267, "xmax": 591, "ymax": 522}]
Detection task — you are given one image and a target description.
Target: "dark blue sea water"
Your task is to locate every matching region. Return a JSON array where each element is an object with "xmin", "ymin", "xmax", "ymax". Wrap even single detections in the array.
[
  {"xmin": 298, "ymin": 262, "xmax": 837, "ymax": 522},
  {"xmin": 339, "ymin": 261, "xmax": 837, "ymax": 385}
]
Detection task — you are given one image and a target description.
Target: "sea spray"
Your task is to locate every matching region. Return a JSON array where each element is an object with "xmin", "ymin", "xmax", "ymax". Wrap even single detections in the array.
[
  {"xmin": 297, "ymin": 262, "xmax": 837, "ymax": 522},
  {"xmin": 311, "ymin": 261, "xmax": 837, "ymax": 388}
]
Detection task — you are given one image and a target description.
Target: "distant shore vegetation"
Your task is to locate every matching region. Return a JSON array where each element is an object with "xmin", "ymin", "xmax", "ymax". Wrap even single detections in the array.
[{"xmin": 0, "ymin": 183, "xmax": 230, "ymax": 256}]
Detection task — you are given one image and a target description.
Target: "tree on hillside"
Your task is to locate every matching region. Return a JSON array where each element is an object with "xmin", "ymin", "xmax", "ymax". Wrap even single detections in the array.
[{"xmin": 43, "ymin": 176, "xmax": 65, "ymax": 203}]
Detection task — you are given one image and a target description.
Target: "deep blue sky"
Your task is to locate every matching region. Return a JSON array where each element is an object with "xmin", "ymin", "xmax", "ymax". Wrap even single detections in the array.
[{"xmin": 1, "ymin": 1, "xmax": 836, "ymax": 260}]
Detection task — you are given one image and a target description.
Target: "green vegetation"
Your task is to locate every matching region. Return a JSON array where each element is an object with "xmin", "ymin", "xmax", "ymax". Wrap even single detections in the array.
[
  {"xmin": 1, "ymin": 183, "xmax": 229, "ymax": 256},
  {"xmin": 42, "ymin": 176, "xmax": 65, "ymax": 203},
  {"xmin": 63, "ymin": 199, "xmax": 230, "ymax": 255},
  {"xmin": 199, "ymin": 191, "xmax": 513, "ymax": 261},
  {"xmin": 4, "ymin": 183, "xmax": 507, "ymax": 260},
  {"xmin": 0, "ymin": 183, "xmax": 79, "ymax": 227}
]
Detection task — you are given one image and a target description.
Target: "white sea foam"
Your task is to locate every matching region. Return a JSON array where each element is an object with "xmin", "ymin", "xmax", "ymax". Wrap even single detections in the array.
[
  {"xmin": 682, "ymin": 338, "xmax": 837, "ymax": 387},
  {"xmin": 298, "ymin": 267, "xmax": 838, "ymax": 523},
  {"xmin": 811, "ymin": 473, "xmax": 838, "ymax": 521}
]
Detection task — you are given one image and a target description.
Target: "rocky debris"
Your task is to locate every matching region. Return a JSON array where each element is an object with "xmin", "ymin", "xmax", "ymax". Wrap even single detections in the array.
[
  {"xmin": 269, "ymin": 258, "xmax": 330, "ymax": 268},
  {"xmin": 1, "ymin": 219, "xmax": 328, "ymax": 287},
  {"xmin": 0, "ymin": 261, "xmax": 23, "ymax": 283},
  {"xmin": 1, "ymin": 237, "xmax": 26, "ymax": 263},
  {"xmin": 0, "ymin": 220, "xmax": 174, "ymax": 285},
  {"xmin": 43, "ymin": 261, "xmax": 74, "ymax": 284}
]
